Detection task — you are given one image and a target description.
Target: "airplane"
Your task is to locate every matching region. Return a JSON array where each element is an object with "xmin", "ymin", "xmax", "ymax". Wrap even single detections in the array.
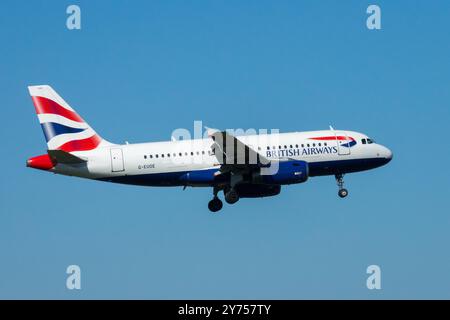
[{"xmin": 26, "ymin": 85, "xmax": 393, "ymax": 212}]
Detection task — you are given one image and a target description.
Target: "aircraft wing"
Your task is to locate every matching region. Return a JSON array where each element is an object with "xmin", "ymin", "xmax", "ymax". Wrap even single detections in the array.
[{"xmin": 207, "ymin": 129, "xmax": 270, "ymax": 174}]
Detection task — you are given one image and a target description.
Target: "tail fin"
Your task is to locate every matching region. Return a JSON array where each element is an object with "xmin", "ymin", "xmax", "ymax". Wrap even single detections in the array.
[{"xmin": 28, "ymin": 85, "xmax": 112, "ymax": 152}]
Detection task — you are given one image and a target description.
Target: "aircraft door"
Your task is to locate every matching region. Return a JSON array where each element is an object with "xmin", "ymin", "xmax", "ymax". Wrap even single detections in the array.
[
  {"xmin": 110, "ymin": 148, "xmax": 125, "ymax": 172},
  {"xmin": 336, "ymin": 131, "xmax": 351, "ymax": 156}
]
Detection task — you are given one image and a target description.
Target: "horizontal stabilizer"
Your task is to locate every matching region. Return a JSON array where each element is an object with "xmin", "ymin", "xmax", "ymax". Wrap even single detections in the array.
[{"xmin": 47, "ymin": 150, "xmax": 87, "ymax": 164}]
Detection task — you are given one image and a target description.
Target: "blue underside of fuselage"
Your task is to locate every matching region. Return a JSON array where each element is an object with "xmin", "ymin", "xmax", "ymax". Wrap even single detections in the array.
[{"xmin": 96, "ymin": 157, "xmax": 390, "ymax": 187}]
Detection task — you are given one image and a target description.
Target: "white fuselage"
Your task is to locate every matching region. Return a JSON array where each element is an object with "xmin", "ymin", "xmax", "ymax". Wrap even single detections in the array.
[
  {"xmin": 50, "ymin": 129, "xmax": 392, "ymax": 187},
  {"xmin": 26, "ymin": 85, "xmax": 394, "ymax": 210}
]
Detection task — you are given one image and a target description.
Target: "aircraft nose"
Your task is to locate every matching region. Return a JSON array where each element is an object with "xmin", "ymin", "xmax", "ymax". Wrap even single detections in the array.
[
  {"xmin": 386, "ymin": 148, "xmax": 393, "ymax": 160},
  {"xmin": 379, "ymin": 146, "xmax": 393, "ymax": 162}
]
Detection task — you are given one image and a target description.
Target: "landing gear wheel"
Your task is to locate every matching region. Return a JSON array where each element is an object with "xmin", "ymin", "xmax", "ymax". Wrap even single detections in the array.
[
  {"xmin": 224, "ymin": 189, "xmax": 239, "ymax": 204},
  {"xmin": 208, "ymin": 197, "xmax": 223, "ymax": 212},
  {"xmin": 335, "ymin": 174, "xmax": 348, "ymax": 198},
  {"xmin": 338, "ymin": 188, "xmax": 348, "ymax": 198}
]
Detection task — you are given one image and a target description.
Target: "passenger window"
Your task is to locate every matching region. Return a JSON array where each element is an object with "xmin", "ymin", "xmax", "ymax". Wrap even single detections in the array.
[
  {"xmin": 191, "ymin": 152, "xmax": 194, "ymax": 156},
  {"xmin": 161, "ymin": 154, "xmax": 164, "ymax": 158},
  {"xmin": 301, "ymin": 144, "xmax": 304, "ymax": 148},
  {"xmin": 284, "ymin": 145, "xmax": 287, "ymax": 149},
  {"xmin": 295, "ymin": 144, "xmax": 298, "ymax": 148},
  {"xmin": 150, "ymin": 155, "xmax": 153, "ymax": 159},
  {"xmin": 267, "ymin": 146, "xmax": 270, "ymax": 150},
  {"xmin": 144, "ymin": 155, "xmax": 147, "ymax": 159},
  {"xmin": 324, "ymin": 142, "xmax": 327, "ymax": 146},
  {"xmin": 167, "ymin": 153, "xmax": 170, "ymax": 157},
  {"xmin": 155, "ymin": 154, "xmax": 159, "ymax": 158},
  {"xmin": 318, "ymin": 143, "xmax": 321, "ymax": 147}
]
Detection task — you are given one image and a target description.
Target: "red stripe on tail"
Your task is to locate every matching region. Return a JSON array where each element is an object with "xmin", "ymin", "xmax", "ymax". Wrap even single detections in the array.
[
  {"xmin": 31, "ymin": 96, "xmax": 84, "ymax": 123},
  {"xmin": 57, "ymin": 135, "xmax": 102, "ymax": 152}
]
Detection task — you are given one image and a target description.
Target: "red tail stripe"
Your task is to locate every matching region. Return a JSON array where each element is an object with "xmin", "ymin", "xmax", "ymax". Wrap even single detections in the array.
[
  {"xmin": 32, "ymin": 96, "xmax": 84, "ymax": 123},
  {"xmin": 57, "ymin": 134, "xmax": 102, "ymax": 152},
  {"xmin": 309, "ymin": 136, "xmax": 352, "ymax": 141}
]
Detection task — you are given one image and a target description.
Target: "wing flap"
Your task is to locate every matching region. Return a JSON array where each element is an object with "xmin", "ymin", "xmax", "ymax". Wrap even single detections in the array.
[{"xmin": 208, "ymin": 129, "xmax": 270, "ymax": 173}]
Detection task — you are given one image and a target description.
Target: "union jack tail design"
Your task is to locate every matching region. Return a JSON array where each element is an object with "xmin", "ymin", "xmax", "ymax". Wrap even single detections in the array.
[{"xmin": 28, "ymin": 85, "xmax": 111, "ymax": 152}]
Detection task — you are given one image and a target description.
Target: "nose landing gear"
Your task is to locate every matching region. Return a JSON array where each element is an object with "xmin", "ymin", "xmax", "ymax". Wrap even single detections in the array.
[
  {"xmin": 338, "ymin": 188, "xmax": 348, "ymax": 198},
  {"xmin": 335, "ymin": 174, "xmax": 348, "ymax": 198}
]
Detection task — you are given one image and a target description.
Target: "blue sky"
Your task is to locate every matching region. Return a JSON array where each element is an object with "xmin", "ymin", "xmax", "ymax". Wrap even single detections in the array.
[{"xmin": 1, "ymin": 0, "xmax": 449, "ymax": 299}]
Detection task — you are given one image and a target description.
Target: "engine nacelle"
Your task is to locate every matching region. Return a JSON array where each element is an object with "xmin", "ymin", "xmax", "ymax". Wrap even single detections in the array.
[
  {"xmin": 235, "ymin": 184, "xmax": 281, "ymax": 198},
  {"xmin": 257, "ymin": 160, "xmax": 309, "ymax": 185}
]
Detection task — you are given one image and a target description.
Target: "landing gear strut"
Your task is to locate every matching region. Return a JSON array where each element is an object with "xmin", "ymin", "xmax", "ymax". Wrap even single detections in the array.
[
  {"xmin": 208, "ymin": 186, "xmax": 223, "ymax": 212},
  {"xmin": 335, "ymin": 174, "xmax": 348, "ymax": 198}
]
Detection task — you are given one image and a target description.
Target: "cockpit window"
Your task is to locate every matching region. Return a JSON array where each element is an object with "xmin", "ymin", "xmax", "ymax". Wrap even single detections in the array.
[
  {"xmin": 367, "ymin": 138, "xmax": 374, "ymax": 144},
  {"xmin": 362, "ymin": 139, "xmax": 367, "ymax": 144}
]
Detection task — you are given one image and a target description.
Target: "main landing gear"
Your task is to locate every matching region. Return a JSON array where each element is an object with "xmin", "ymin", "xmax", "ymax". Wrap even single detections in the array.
[
  {"xmin": 335, "ymin": 174, "xmax": 348, "ymax": 198},
  {"xmin": 224, "ymin": 188, "xmax": 239, "ymax": 204},
  {"xmin": 208, "ymin": 187, "xmax": 223, "ymax": 213},
  {"xmin": 208, "ymin": 197, "xmax": 223, "ymax": 212},
  {"xmin": 208, "ymin": 186, "xmax": 241, "ymax": 212}
]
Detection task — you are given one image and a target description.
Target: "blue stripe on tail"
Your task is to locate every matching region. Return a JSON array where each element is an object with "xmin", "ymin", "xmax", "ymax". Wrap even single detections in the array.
[{"xmin": 41, "ymin": 122, "xmax": 85, "ymax": 142}]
